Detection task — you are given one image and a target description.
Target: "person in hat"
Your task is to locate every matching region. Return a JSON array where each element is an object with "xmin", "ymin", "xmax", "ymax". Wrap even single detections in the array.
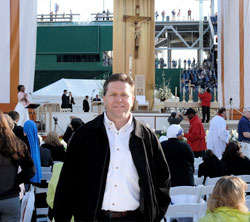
[
  {"xmin": 184, "ymin": 108, "xmax": 206, "ymax": 157},
  {"xmin": 161, "ymin": 124, "xmax": 194, "ymax": 187}
]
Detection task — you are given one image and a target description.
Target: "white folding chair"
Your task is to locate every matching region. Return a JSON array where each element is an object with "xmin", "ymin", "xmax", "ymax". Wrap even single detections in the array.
[
  {"xmin": 41, "ymin": 166, "xmax": 52, "ymax": 183},
  {"xmin": 204, "ymin": 176, "xmax": 221, "ymax": 186},
  {"xmin": 237, "ymin": 175, "xmax": 250, "ymax": 183},
  {"xmin": 170, "ymin": 185, "xmax": 203, "ymax": 204},
  {"xmin": 244, "ymin": 183, "xmax": 250, "ymax": 200},
  {"xmin": 194, "ymin": 157, "xmax": 203, "ymax": 164},
  {"xmin": 194, "ymin": 176, "xmax": 204, "ymax": 186},
  {"xmin": 34, "ymin": 167, "xmax": 52, "ymax": 222},
  {"xmin": 246, "ymin": 199, "xmax": 250, "ymax": 210},
  {"xmin": 240, "ymin": 142, "xmax": 250, "ymax": 159},
  {"xmin": 194, "ymin": 167, "xmax": 199, "ymax": 176},
  {"xmin": 194, "ymin": 162, "xmax": 201, "ymax": 169},
  {"xmin": 200, "ymin": 185, "xmax": 215, "ymax": 202},
  {"xmin": 165, "ymin": 202, "xmax": 207, "ymax": 222}
]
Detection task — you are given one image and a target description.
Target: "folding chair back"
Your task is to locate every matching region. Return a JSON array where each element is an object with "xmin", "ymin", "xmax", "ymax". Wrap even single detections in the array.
[
  {"xmin": 165, "ymin": 202, "xmax": 207, "ymax": 222},
  {"xmin": 170, "ymin": 185, "xmax": 203, "ymax": 204},
  {"xmin": 200, "ymin": 185, "xmax": 215, "ymax": 201},
  {"xmin": 204, "ymin": 176, "xmax": 221, "ymax": 186},
  {"xmin": 237, "ymin": 175, "xmax": 250, "ymax": 183},
  {"xmin": 194, "ymin": 176, "xmax": 204, "ymax": 186},
  {"xmin": 246, "ymin": 199, "xmax": 250, "ymax": 210}
]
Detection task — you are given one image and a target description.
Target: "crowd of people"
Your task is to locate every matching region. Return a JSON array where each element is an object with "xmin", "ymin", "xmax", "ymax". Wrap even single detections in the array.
[
  {"xmin": 156, "ymin": 8, "xmax": 192, "ymax": 21},
  {"xmin": 2, "ymin": 74, "xmax": 250, "ymax": 222},
  {"xmin": 181, "ymin": 68, "xmax": 217, "ymax": 104},
  {"xmin": 181, "ymin": 68, "xmax": 217, "ymax": 89},
  {"xmin": 61, "ymin": 89, "xmax": 102, "ymax": 113},
  {"xmin": 61, "ymin": 90, "xmax": 76, "ymax": 112},
  {"xmin": 95, "ymin": 9, "xmax": 112, "ymax": 21}
]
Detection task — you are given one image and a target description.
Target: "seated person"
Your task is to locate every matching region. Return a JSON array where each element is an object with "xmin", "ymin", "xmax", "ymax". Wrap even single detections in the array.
[
  {"xmin": 198, "ymin": 149, "xmax": 228, "ymax": 183},
  {"xmin": 161, "ymin": 124, "xmax": 194, "ymax": 187},
  {"xmin": 168, "ymin": 112, "xmax": 184, "ymax": 125},
  {"xmin": 67, "ymin": 118, "xmax": 84, "ymax": 145},
  {"xmin": 221, "ymin": 142, "xmax": 250, "ymax": 175},
  {"xmin": 200, "ymin": 176, "xmax": 250, "ymax": 222},
  {"xmin": 41, "ymin": 131, "xmax": 65, "ymax": 162}
]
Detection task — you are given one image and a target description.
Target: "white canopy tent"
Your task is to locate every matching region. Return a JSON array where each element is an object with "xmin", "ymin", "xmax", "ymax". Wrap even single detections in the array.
[{"xmin": 32, "ymin": 78, "xmax": 105, "ymax": 112}]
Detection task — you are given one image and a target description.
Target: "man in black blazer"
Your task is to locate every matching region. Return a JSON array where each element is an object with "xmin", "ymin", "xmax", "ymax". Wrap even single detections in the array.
[
  {"xmin": 54, "ymin": 74, "xmax": 171, "ymax": 222},
  {"xmin": 83, "ymin": 95, "xmax": 90, "ymax": 112},
  {"xmin": 61, "ymin": 90, "xmax": 68, "ymax": 108}
]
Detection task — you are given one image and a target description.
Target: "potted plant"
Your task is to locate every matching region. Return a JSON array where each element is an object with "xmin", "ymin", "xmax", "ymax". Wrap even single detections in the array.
[{"xmin": 155, "ymin": 85, "xmax": 173, "ymax": 102}]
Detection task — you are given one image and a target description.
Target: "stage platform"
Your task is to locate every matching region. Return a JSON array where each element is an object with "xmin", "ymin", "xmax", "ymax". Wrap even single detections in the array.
[
  {"xmin": 36, "ymin": 110, "xmax": 239, "ymax": 137},
  {"xmin": 37, "ymin": 111, "xmax": 171, "ymax": 136}
]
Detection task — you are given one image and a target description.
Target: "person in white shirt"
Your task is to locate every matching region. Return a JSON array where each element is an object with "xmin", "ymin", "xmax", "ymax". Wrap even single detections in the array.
[
  {"xmin": 54, "ymin": 73, "xmax": 171, "ymax": 222},
  {"xmin": 207, "ymin": 107, "xmax": 230, "ymax": 159},
  {"xmin": 14, "ymin": 85, "xmax": 30, "ymax": 126}
]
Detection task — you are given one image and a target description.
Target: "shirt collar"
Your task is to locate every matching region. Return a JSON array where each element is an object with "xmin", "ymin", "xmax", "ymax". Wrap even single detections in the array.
[{"xmin": 104, "ymin": 112, "xmax": 133, "ymax": 132}]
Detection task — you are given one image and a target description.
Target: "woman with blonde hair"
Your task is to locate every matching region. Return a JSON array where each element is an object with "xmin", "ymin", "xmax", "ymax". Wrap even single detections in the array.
[
  {"xmin": 0, "ymin": 111, "xmax": 35, "ymax": 222},
  {"xmin": 199, "ymin": 176, "xmax": 250, "ymax": 221},
  {"xmin": 41, "ymin": 131, "xmax": 65, "ymax": 162}
]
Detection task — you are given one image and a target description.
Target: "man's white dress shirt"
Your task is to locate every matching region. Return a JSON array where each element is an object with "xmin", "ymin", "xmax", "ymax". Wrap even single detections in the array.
[{"xmin": 101, "ymin": 113, "xmax": 140, "ymax": 211}]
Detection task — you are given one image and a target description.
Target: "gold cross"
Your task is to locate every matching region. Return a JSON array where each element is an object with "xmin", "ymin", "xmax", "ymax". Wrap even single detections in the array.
[{"xmin": 123, "ymin": 0, "xmax": 151, "ymax": 59}]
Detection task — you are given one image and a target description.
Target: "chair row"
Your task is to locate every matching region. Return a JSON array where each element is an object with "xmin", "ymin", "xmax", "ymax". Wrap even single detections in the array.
[{"xmin": 166, "ymin": 180, "xmax": 250, "ymax": 222}]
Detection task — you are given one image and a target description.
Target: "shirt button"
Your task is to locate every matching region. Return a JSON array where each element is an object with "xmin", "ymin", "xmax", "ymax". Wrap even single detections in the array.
[
  {"xmin": 117, "ymin": 148, "xmax": 119, "ymax": 151},
  {"xmin": 117, "ymin": 132, "xmax": 119, "ymax": 135},
  {"xmin": 115, "ymin": 167, "xmax": 119, "ymax": 170},
  {"xmin": 112, "ymin": 203, "xmax": 115, "ymax": 206},
  {"xmin": 114, "ymin": 184, "xmax": 117, "ymax": 187}
]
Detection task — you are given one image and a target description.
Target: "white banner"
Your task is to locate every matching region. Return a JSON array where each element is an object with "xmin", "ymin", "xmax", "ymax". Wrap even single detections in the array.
[
  {"xmin": 244, "ymin": 0, "xmax": 250, "ymax": 108},
  {"xmin": 223, "ymin": 0, "xmax": 240, "ymax": 108},
  {"xmin": 0, "ymin": 1, "xmax": 10, "ymax": 103},
  {"xmin": 20, "ymin": 0, "xmax": 37, "ymax": 93},
  {"xmin": 218, "ymin": 0, "xmax": 250, "ymax": 109}
]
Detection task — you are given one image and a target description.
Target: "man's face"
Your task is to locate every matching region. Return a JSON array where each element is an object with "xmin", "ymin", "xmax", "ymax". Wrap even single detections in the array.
[
  {"xmin": 103, "ymin": 81, "xmax": 135, "ymax": 122},
  {"xmin": 222, "ymin": 111, "xmax": 227, "ymax": 119},
  {"xmin": 64, "ymin": 91, "xmax": 67, "ymax": 95},
  {"xmin": 21, "ymin": 86, "xmax": 25, "ymax": 92},
  {"xmin": 187, "ymin": 113, "xmax": 194, "ymax": 120},
  {"xmin": 244, "ymin": 111, "xmax": 250, "ymax": 120}
]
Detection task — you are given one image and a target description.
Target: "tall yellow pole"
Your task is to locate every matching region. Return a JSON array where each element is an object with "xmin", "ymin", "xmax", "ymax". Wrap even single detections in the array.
[{"xmin": 113, "ymin": 0, "xmax": 155, "ymax": 109}]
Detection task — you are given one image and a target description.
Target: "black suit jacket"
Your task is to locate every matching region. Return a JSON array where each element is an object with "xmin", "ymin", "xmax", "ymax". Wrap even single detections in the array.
[
  {"xmin": 54, "ymin": 114, "xmax": 171, "ymax": 222},
  {"xmin": 61, "ymin": 94, "xmax": 68, "ymax": 108},
  {"xmin": 40, "ymin": 147, "xmax": 54, "ymax": 167},
  {"xmin": 13, "ymin": 124, "xmax": 25, "ymax": 141},
  {"xmin": 83, "ymin": 99, "xmax": 90, "ymax": 112}
]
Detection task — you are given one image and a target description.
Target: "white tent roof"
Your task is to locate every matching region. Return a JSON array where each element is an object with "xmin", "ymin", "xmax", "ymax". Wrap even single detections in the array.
[{"xmin": 32, "ymin": 78, "xmax": 105, "ymax": 97}]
